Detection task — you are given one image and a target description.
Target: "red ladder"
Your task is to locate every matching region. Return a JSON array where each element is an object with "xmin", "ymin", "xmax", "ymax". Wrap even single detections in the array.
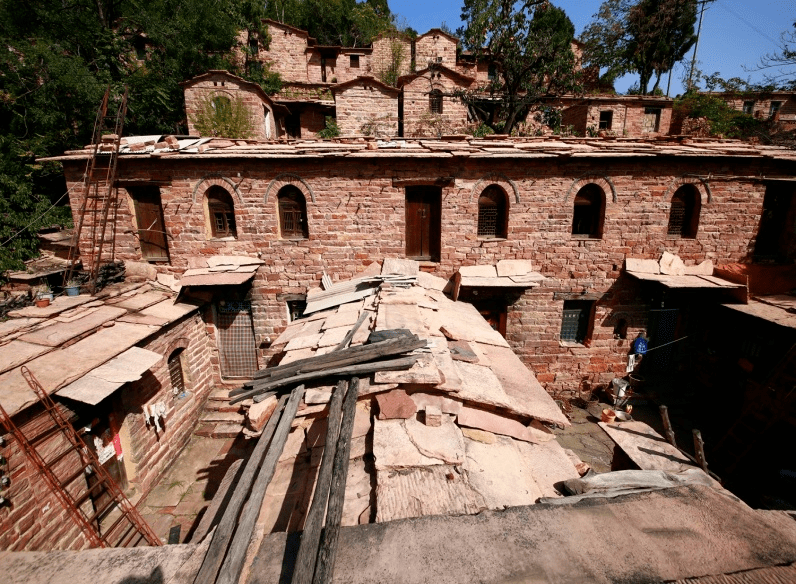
[{"xmin": 0, "ymin": 367, "xmax": 160, "ymax": 548}]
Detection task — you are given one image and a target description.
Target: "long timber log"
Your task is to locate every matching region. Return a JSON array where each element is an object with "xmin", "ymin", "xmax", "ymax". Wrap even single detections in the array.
[
  {"xmin": 215, "ymin": 384, "xmax": 306, "ymax": 584},
  {"xmin": 290, "ymin": 380, "xmax": 347, "ymax": 584},
  {"xmin": 192, "ymin": 393, "xmax": 289, "ymax": 584},
  {"xmin": 233, "ymin": 355, "xmax": 421, "ymax": 405},
  {"xmin": 312, "ymin": 378, "xmax": 359, "ymax": 584},
  {"xmin": 246, "ymin": 336, "xmax": 424, "ymax": 384}
]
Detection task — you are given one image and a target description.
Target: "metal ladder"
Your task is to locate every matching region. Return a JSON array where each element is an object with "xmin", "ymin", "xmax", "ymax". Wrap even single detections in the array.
[
  {"xmin": 0, "ymin": 366, "xmax": 160, "ymax": 548},
  {"xmin": 64, "ymin": 86, "xmax": 128, "ymax": 294}
]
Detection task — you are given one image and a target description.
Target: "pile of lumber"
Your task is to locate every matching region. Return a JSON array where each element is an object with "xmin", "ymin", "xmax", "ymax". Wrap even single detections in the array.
[
  {"xmin": 229, "ymin": 332, "xmax": 427, "ymax": 405},
  {"xmin": 305, "ymin": 274, "xmax": 417, "ymax": 314}
]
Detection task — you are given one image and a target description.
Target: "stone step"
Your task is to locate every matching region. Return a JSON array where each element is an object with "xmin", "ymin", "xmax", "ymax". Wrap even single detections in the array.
[
  {"xmin": 210, "ymin": 423, "xmax": 244, "ymax": 439},
  {"xmin": 208, "ymin": 388, "xmax": 234, "ymax": 402},
  {"xmin": 201, "ymin": 411, "xmax": 245, "ymax": 424},
  {"xmin": 205, "ymin": 400, "xmax": 243, "ymax": 414}
]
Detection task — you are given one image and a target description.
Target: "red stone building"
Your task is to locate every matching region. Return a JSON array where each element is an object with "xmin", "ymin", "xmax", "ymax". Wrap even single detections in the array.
[{"xmin": 44, "ymin": 135, "xmax": 796, "ymax": 402}]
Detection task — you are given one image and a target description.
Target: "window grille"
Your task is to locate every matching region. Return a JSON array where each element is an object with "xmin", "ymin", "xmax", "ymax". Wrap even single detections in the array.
[
  {"xmin": 667, "ymin": 185, "xmax": 700, "ymax": 238},
  {"xmin": 168, "ymin": 349, "xmax": 186, "ymax": 394},
  {"xmin": 477, "ymin": 186, "xmax": 507, "ymax": 238},
  {"xmin": 560, "ymin": 301, "xmax": 592, "ymax": 344},
  {"xmin": 207, "ymin": 187, "xmax": 237, "ymax": 238},
  {"xmin": 278, "ymin": 187, "xmax": 309, "ymax": 239},
  {"xmin": 429, "ymin": 90, "xmax": 443, "ymax": 114},
  {"xmin": 667, "ymin": 200, "xmax": 686, "ymax": 236}
]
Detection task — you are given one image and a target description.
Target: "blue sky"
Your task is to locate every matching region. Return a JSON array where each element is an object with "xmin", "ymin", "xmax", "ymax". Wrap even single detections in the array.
[{"xmin": 388, "ymin": 0, "xmax": 795, "ymax": 96}]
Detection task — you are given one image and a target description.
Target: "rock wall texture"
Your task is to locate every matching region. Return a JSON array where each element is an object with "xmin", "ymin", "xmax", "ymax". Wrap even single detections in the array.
[{"xmin": 61, "ymin": 153, "xmax": 789, "ymax": 396}]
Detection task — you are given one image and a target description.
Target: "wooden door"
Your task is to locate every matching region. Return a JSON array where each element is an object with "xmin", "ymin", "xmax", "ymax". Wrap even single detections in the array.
[
  {"xmin": 405, "ymin": 186, "xmax": 441, "ymax": 261},
  {"xmin": 130, "ymin": 186, "xmax": 169, "ymax": 261}
]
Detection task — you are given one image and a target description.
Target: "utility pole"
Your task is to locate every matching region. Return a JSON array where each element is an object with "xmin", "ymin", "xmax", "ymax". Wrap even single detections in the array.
[{"xmin": 687, "ymin": 0, "xmax": 712, "ymax": 91}]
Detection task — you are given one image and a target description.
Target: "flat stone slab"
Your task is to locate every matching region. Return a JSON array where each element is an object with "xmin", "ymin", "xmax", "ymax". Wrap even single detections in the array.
[
  {"xmin": 373, "ymin": 419, "xmax": 439, "ymax": 469},
  {"xmin": 457, "ymin": 406, "xmax": 554, "ymax": 444},
  {"xmin": 375, "ymin": 465, "xmax": 486, "ymax": 523},
  {"xmin": 376, "ymin": 389, "xmax": 417, "ymax": 419},
  {"xmin": 496, "ymin": 260, "xmax": 533, "ymax": 277},
  {"xmin": 403, "ymin": 417, "xmax": 465, "ymax": 465},
  {"xmin": 599, "ymin": 420, "xmax": 697, "ymax": 473},
  {"xmin": 464, "ymin": 435, "xmax": 543, "ymax": 508},
  {"xmin": 0, "ymin": 341, "xmax": 51, "ymax": 374},
  {"xmin": 373, "ymin": 355, "xmax": 442, "ymax": 385}
]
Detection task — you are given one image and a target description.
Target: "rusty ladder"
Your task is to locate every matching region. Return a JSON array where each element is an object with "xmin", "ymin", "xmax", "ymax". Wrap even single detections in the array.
[
  {"xmin": 0, "ymin": 366, "xmax": 160, "ymax": 548},
  {"xmin": 64, "ymin": 86, "xmax": 128, "ymax": 294}
]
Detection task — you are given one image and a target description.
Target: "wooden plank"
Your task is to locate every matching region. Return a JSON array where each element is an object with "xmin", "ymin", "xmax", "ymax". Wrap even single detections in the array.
[
  {"xmin": 333, "ymin": 311, "xmax": 370, "ymax": 351},
  {"xmin": 290, "ymin": 381, "xmax": 346, "ymax": 584},
  {"xmin": 215, "ymin": 385, "xmax": 306, "ymax": 584},
  {"xmin": 248, "ymin": 336, "xmax": 425, "ymax": 383},
  {"xmin": 237, "ymin": 355, "xmax": 420, "ymax": 405},
  {"xmin": 312, "ymin": 378, "xmax": 359, "ymax": 584},
  {"xmin": 192, "ymin": 394, "xmax": 288, "ymax": 584}
]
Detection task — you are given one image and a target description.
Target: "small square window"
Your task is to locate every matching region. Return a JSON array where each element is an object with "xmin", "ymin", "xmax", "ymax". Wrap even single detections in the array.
[
  {"xmin": 560, "ymin": 300, "xmax": 593, "ymax": 344},
  {"xmin": 643, "ymin": 108, "xmax": 661, "ymax": 133},
  {"xmin": 598, "ymin": 110, "xmax": 613, "ymax": 130},
  {"xmin": 350, "ymin": 55, "xmax": 360, "ymax": 68},
  {"xmin": 770, "ymin": 101, "xmax": 782, "ymax": 118},
  {"xmin": 742, "ymin": 100, "xmax": 755, "ymax": 115}
]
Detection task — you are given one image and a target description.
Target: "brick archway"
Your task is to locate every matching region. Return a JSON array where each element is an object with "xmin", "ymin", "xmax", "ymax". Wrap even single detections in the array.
[
  {"xmin": 664, "ymin": 175, "xmax": 712, "ymax": 204},
  {"xmin": 565, "ymin": 174, "xmax": 617, "ymax": 204},
  {"xmin": 470, "ymin": 173, "xmax": 520, "ymax": 204},
  {"xmin": 265, "ymin": 173, "xmax": 316, "ymax": 204},
  {"xmin": 191, "ymin": 175, "xmax": 243, "ymax": 204},
  {"xmin": 165, "ymin": 337, "xmax": 190, "ymax": 357}
]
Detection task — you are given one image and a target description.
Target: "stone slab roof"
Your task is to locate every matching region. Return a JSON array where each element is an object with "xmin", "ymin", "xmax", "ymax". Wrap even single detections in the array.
[
  {"xmin": 0, "ymin": 281, "xmax": 200, "ymax": 417},
  {"xmin": 723, "ymin": 294, "xmax": 796, "ymax": 329},
  {"xmin": 41, "ymin": 134, "xmax": 796, "ymax": 163}
]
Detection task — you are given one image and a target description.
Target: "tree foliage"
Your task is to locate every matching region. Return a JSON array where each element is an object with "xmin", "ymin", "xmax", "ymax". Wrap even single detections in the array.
[
  {"xmin": 457, "ymin": 0, "xmax": 581, "ymax": 135},
  {"xmin": 581, "ymin": 0, "xmax": 698, "ymax": 94},
  {"xmin": 0, "ymin": 0, "xmax": 281, "ymax": 274},
  {"xmin": 752, "ymin": 21, "xmax": 796, "ymax": 90},
  {"xmin": 264, "ymin": 0, "xmax": 396, "ymax": 46}
]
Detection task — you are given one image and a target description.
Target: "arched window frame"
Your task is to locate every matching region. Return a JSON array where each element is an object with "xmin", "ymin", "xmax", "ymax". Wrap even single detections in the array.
[
  {"xmin": 167, "ymin": 347, "xmax": 190, "ymax": 397},
  {"xmin": 571, "ymin": 184, "xmax": 605, "ymax": 239},
  {"xmin": 477, "ymin": 185, "xmax": 509, "ymax": 239},
  {"xmin": 205, "ymin": 186, "xmax": 237, "ymax": 239},
  {"xmin": 667, "ymin": 184, "xmax": 701, "ymax": 239},
  {"xmin": 429, "ymin": 89, "xmax": 443, "ymax": 114},
  {"xmin": 277, "ymin": 186, "xmax": 309, "ymax": 239}
]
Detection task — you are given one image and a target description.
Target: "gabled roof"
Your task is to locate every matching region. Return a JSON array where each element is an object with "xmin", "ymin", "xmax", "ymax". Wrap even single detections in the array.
[
  {"xmin": 180, "ymin": 70, "xmax": 290, "ymax": 116},
  {"xmin": 263, "ymin": 18, "xmax": 317, "ymax": 45},
  {"xmin": 416, "ymin": 28, "xmax": 460, "ymax": 45},
  {"xmin": 397, "ymin": 65, "xmax": 476, "ymax": 89},
  {"xmin": 331, "ymin": 76, "xmax": 401, "ymax": 97}
]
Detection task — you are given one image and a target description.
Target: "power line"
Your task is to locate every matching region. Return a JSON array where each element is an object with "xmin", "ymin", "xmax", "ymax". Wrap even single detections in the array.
[
  {"xmin": 715, "ymin": 0, "xmax": 780, "ymax": 46},
  {"xmin": 0, "ymin": 186, "xmax": 74, "ymax": 248}
]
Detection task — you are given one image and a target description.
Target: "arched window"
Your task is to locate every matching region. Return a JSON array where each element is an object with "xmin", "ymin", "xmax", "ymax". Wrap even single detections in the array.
[
  {"xmin": 429, "ymin": 89, "xmax": 443, "ymax": 114},
  {"xmin": 667, "ymin": 185, "xmax": 701, "ymax": 238},
  {"xmin": 477, "ymin": 185, "xmax": 508, "ymax": 239},
  {"xmin": 206, "ymin": 186, "xmax": 237, "ymax": 238},
  {"xmin": 212, "ymin": 95, "xmax": 232, "ymax": 117},
  {"xmin": 278, "ymin": 186, "xmax": 309, "ymax": 239},
  {"xmin": 571, "ymin": 184, "xmax": 605, "ymax": 238},
  {"xmin": 167, "ymin": 348, "xmax": 188, "ymax": 396}
]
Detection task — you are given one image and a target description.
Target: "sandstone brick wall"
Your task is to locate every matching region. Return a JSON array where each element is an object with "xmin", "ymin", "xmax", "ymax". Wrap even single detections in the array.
[
  {"xmin": 563, "ymin": 102, "xmax": 672, "ymax": 137},
  {"xmin": 402, "ymin": 72, "xmax": 472, "ymax": 137},
  {"xmin": 415, "ymin": 32, "xmax": 457, "ymax": 70},
  {"xmin": 720, "ymin": 94, "xmax": 796, "ymax": 129},
  {"xmin": 371, "ymin": 35, "xmax": 412, "ymax": 82},
  {"xmin": 261, "ymin": 22, "xmax": 312, "ymax": 83},
  {"xmin": 184, "ymin": 74, "xmax": 277, "ymax": 140},
  {"xmin": 62, "ymin": 153, "xmax": 786, "ymax": 397},
  {"xmin": 118, "ymin": 313, "xmax": 213, "ymax": 494},
  {"xmin": 335, "ymin": 83, "xmax": 399, "ymax": 137}
]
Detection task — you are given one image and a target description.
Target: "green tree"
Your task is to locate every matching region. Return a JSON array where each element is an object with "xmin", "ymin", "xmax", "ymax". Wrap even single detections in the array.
[
  {"xmin": 581, "ymin": 0, "xmax": 699, "ymax": 94},
  {"xmin": 457, "ymin": 0, "xmax": 581, "ymax": 135},
  {"xmin": 0, "ymin": 0, "xmax": 281, "ymax": 274}
]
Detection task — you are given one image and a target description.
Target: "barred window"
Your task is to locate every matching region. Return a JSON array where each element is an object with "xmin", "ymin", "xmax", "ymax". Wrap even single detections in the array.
[
  {"xmin": 477, "ymin": 185, "xmax": 508, "ymax": 239},
  {"xmin": 278, "ymin": 186, "xmax": 309, "ymax": 239},
  {"xmin": 429, "ymin": 90, "xmax": 443, "ymax": 114},
  {"xmin": 207, "ymin": 186, "xmax": 237, "ymax": 238},
  {"xmin": 168, "ymin": 348, "xmax": 187, "ymax": 395},
  {"xmin": 667, "ymin": 185, "xmax": 700, "ymax": 238},
  {"xmin": 560, "ymin": 300, "xmax": 593, "ymax": 344},
  {"xmin": 599, "ymin": 110, "xmax": 613, "ymax": 130}
]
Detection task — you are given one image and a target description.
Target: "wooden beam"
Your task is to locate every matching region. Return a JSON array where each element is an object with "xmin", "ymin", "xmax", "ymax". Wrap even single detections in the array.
[
  {"xmin": 333, "ymin": 310, "xmax": 370, "ymax": 352},
  {"xmin": 215, "ymin": 384, "xmax": 306, "ymax": 584},
  {"xmin": 234, "ymin": 355, "xmax": 421, "ymax": 405},
  {"xmin": 192, "ymin": 393, "xmax": 288, "ymax": 584},
  {"xmin": 247, "ymin": 336, "xmax": 423, "ymax": 383},
  {"xmin": 312, "ymin": 377, "xmax": 359, "ymax": 584},
  {"xmin": 290, "ymin": 380, "xmax": 346, "ymax": 584}
]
